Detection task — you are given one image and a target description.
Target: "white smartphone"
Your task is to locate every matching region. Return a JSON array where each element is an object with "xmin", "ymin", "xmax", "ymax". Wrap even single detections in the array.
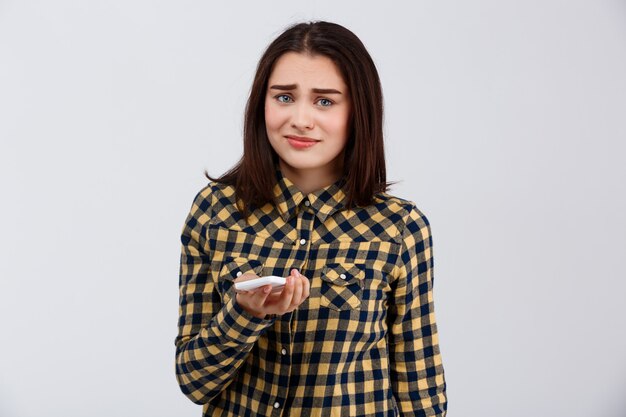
[{"xmin": 234, "ymin": 275, "xmax": 287, "ymax": 292}]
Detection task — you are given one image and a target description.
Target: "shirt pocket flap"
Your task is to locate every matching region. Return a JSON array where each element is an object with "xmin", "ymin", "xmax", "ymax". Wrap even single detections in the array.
[
  {"xmin": 219, "ymin": 257, "xmax": 264, "ymax": 282},
  {"xmin": 218, "ymin": 258, "xmax": 264, "ymax": 304},
  {"xmin": 321, "ymin": 263, "xmax": 365, "ymax": 287}
]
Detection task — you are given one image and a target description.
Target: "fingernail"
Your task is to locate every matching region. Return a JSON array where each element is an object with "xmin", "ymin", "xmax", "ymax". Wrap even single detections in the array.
[{"xmin": 295, "ymin": 270, "xmax": 301, "ymax": 277}]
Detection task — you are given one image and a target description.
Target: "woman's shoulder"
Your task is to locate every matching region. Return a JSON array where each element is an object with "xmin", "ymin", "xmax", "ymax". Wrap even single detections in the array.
[
  {"xmin": 190, "ymin": 181, "xmax": 236, "ymax": 201},
  {"xmin": 373, "ymin": 191, "xmax": 421, "ymax": 213},
  {"xmin": 373, "ymin": 191, "xmax": 430, "ymax": 227},
  {"xmin": 189, "ymin": 181, "xmax": 240, "ymax": 212}
]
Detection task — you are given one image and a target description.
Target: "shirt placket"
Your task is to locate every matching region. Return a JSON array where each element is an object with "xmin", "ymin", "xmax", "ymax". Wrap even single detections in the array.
[
  {"xmin": 294, "ymin": 199, "xmax": 314, "ymax": 268},
  {"xmin": 273, "ymin": 198, "xmax": 314, "ymax": 415}
]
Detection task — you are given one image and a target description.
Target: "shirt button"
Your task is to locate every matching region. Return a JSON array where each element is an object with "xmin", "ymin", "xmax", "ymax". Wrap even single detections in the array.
[
  {"xmin": 340, "ymin": 273, "xmax": 347, "ymax": 280},
  {"xmin": 236, "ymin": 271, "xmax": 243, "ymax": 277},
  {"xmin": 281, "ymin": 348, "xmax": 287, "ymax": 355},
  {"xmin": 274, "ymin": 402, "xmax": 280, "ymax": 409},
  {"xmin": 304, "ymin": 200, "xmax": 310, "ymax": 207},
  {"xmin": 299, "ymin": 238, "xmax": 306, "ymax": 245}
]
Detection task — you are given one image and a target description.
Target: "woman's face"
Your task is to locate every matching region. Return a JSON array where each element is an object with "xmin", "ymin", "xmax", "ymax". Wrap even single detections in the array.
[{"xmin": 264, "ymin": 52, "xmax": 351, "ymax": 182}]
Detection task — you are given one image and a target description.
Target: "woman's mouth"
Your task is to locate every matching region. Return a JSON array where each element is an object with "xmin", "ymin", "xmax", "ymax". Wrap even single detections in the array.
[{"xmin": 286, "ymin": 135, "xmax": 320, "ymax": 149}]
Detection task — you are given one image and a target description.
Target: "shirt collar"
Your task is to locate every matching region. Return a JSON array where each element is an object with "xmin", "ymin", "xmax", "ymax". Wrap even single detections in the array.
[{"xmin": 273, "ymin": 164, "xmax": 348, "ymax": 223}]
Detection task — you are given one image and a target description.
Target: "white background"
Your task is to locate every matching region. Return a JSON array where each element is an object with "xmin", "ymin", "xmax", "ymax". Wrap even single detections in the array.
[{"xmin": 1, "ymin": 1, "xmax": 625, "ymax": 416}]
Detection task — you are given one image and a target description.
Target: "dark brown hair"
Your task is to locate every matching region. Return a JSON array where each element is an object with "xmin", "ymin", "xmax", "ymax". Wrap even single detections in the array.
[{"xmin": 205, "ymin": 21, "xmax": 395, "ymax": 220}]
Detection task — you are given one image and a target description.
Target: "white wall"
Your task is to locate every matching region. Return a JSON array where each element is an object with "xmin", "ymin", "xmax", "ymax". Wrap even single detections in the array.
[{"xmin": 1, "ymin": 1, "xmax": 625, "ymax": 416}]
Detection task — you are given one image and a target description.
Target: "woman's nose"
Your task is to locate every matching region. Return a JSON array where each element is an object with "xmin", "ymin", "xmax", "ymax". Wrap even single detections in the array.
[{"xmin": 290, "ymin": 103, "xmax": 314, "ymax": 130}]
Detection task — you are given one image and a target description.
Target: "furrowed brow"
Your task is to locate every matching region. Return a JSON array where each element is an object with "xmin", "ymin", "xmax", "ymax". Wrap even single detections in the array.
[
  {"xmin": 312, "ymin": 88, "xmax": 342, "ymax": 94},
  {"xmin": 269, "ymin": 85, "xmax": 343, "ymax": 95},
  {"xmin": 269, "ymin": 84, "xmax": 297, "ymax": 90}
]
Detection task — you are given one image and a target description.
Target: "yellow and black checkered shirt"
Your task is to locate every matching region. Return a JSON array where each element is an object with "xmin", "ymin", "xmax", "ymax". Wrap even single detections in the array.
[{"xmin": 175, "ymin": 166, "xmax": 447, "ymax": 416}]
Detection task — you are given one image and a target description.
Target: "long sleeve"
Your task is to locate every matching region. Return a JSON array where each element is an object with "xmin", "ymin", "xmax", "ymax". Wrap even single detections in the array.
[
  {"xmin": 387, "ymin": 204, "xmax": 447, "ymax": 416},
  {"xmin": 174, "ymin": 186, "xmax": 276, "ymax": 405}
]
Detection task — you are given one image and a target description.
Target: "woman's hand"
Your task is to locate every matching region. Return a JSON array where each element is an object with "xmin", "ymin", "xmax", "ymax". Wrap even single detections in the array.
[{"xmin": 234, "ymin": 268, "xmax": 310, "ymax": 319}]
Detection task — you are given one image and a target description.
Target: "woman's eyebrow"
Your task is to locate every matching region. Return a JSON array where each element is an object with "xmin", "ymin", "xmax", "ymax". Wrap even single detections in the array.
[{"xmin": 269, "ymin": 84, "xmax": 343, "ymax": 94}]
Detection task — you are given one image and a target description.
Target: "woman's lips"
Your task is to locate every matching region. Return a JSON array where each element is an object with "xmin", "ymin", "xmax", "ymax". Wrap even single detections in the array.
[{"xmin": 286, "ymin": 136, "xmax": 319, "ymax": 149}]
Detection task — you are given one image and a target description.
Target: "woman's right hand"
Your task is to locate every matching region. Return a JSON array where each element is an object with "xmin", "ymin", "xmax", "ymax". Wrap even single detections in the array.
[{"xmin": 234, "ymin": 268, "xmax": 310, "ymax": 319}]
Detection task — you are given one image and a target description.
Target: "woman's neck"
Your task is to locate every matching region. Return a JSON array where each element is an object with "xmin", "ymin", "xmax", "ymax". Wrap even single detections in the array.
[{"xmin": 278, "ymin": 159, "xmax": 343, "ymax": 195}]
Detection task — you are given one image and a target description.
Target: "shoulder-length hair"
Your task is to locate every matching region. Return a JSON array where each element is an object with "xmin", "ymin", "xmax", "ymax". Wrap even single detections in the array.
[{"xmin": 206, "ymin": 21, "xmax": 394, "ymax": 220}]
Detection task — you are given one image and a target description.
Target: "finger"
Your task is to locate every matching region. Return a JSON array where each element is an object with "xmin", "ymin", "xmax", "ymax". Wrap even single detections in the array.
[
  {"xmin": 278, "ymin": 275, "xmax": 295, "ymax": 312},
  {"xmin": 285, "ymin": 270, "xmax": 303, "ymax": 307},
  {"xmin": 290, "ymin": 274, "xmax": 304, "ymax": 309},
  {"xmin": 250, "ymin": 285, "xmax": 272, "ymax": 308},
  {"xmin": 270, "ymin": 284, "xmax": 285, "ymax": 294},
  {"xmin": 298, "ymin": 270, "xmax": 310, "ymax": 302}
]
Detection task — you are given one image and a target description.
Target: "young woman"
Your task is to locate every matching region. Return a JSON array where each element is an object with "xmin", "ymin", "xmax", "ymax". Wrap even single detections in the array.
[{"xmin": 175, "ymin": 21, "xmax": 447, "ymax": 417}]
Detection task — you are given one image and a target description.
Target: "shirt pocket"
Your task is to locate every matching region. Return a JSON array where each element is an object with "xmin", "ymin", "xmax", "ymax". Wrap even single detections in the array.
[
  {"xmin": 320, "ymin": 263, "xmax": 365, "ymax": 311},
  {"xmin": 217, "ymin": 257, "xmax": 264, "ymax": 305}
]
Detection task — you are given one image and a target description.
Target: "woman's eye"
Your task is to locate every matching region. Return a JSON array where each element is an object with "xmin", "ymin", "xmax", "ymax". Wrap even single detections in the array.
[
  {"xmin": 317, "ymin": 98, "xmax": 333, "ymax": 107},
  {"xmin": 276, "ymin": 94, "xmax": 292, "ymax": 103}
]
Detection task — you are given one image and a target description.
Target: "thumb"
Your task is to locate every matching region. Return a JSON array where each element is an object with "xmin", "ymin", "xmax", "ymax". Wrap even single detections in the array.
[{"xmin": 252, "ymin": 285, "xmax": 272, "ymax": 305}]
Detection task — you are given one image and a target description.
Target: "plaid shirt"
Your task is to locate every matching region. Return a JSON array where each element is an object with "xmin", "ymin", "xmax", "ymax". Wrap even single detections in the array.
[{"xmin": 175, "ymin": 166, "xmax": 447, "ymax": 416}]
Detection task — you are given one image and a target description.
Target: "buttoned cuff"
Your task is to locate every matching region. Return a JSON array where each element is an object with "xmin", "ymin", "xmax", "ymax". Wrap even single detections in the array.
[{"xmin": 215, "ymin": 297, "xmax": 276, "ymax": 344}]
